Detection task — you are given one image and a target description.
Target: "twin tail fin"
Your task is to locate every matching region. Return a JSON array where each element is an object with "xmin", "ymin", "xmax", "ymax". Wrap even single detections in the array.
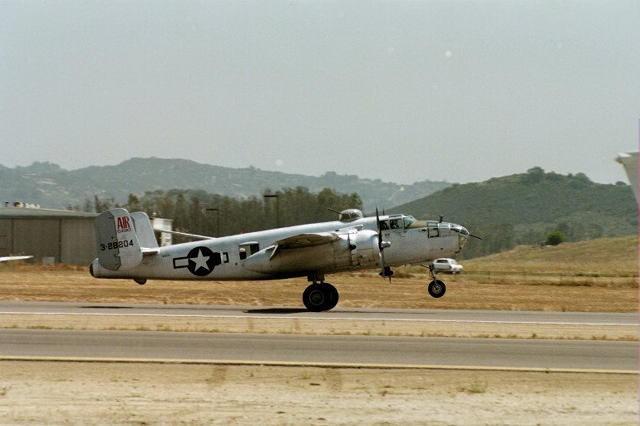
[{"xmin": 95, "ymin": 208, "xmax": 157, "ymax": 271}]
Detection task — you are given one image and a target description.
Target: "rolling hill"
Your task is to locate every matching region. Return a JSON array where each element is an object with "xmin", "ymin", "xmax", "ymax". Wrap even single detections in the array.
[
  {"xmin": 390, "ymin": 167, "xmax": 637, "ymax": 258},
  {"xmin": 0, "ymin": 157, "xmax": 449, "ymax": 211},
  {"xmin": 463, "ymin": 235, "xmax": 638, "ymax": 274}
]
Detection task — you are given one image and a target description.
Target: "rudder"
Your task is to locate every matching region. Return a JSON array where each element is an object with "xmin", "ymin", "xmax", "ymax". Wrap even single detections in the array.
[{"xmin": 95, "ymin": 208, "xmax": 143, "ymax": 271}]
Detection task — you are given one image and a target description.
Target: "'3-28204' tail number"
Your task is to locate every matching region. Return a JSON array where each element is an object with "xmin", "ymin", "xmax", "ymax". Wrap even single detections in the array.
[{"xmin": 100, "ymin": 240, "xmax": 135, "ymax": 251}]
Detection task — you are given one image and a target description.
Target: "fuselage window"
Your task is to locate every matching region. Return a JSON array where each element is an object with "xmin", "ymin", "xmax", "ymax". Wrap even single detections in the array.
[
  {"xmin": 239, "ymin": 242, "xmax": 260, "ymax": 260},
  {"xmin": 438, "ymin": 223, "xmax": 452, "ymax": 237}
]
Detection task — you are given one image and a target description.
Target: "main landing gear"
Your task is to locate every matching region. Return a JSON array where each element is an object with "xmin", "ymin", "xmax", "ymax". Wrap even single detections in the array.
[
  {"xmin": 301, "ymin": 266, "xmax": 447, "ymax": 312},
  {"xmin": 427, "ymin": 265, "xmax": 446, "ymax": 298},
  {"xmin": 302, "ymin": 282, "xmax": 339, "ymax": 312},
  {"xmin": 303, "ymin": 273, "xmax": 339, "ymax": 312}
]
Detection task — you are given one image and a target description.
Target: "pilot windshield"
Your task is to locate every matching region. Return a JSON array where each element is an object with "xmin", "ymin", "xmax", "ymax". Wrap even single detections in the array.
[{"xmin": 402, "ymin": 215, "xmax": 417, "ymax": 228}]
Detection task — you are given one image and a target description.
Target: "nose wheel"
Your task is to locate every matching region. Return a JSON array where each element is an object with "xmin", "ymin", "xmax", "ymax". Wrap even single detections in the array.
[
  {"xmin": 427, "ymin": 265, "xmax": 446, "ymax": 298},
  {"xmin": 428, "ymin": 279, "xmax": 446, "ymax": 298}
]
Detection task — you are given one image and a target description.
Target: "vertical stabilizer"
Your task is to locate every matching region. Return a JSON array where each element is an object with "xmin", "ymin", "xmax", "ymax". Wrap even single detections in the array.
[
  {"xmin": 131, "ymin": 211, "xmax": 159, "ymax": 248},
  {"xmin": 95, "ymin": 208, "xmax": 143, "ymax": 271}
]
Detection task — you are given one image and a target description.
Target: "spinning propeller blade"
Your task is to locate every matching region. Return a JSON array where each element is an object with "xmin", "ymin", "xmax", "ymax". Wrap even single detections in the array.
[{"xmin": 376, "ymin": 208, "xmax": 393, "ymax": 281}]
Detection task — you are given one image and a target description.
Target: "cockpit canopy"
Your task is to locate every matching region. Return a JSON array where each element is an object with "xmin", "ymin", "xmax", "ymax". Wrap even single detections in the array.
[{"xmin": 379, "ymin": 214, "xmax": 420, "ymax": 230}]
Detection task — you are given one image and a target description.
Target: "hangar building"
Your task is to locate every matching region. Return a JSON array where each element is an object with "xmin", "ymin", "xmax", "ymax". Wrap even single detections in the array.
[{"xmin": 0, "ymin": 207, "xmax": 97, "ymax": 265}]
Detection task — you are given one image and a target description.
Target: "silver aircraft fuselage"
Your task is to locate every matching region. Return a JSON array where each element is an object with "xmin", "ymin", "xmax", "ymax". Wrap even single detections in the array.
[{"xmin": 90, "ymin": 214, "xmax": 469, "ymax": 282}]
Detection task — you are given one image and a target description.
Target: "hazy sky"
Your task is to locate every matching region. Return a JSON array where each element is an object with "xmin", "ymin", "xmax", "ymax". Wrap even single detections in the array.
[{"xmin": 1, "ymin": 0, "xmax": 638, "ymax": 185}]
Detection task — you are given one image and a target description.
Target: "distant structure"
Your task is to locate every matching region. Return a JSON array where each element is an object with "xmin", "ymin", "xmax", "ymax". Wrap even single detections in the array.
[
  {"xmin": 616, "ymin": 152, "xmax": 638, "ymax": 204},
  {"xmin": 0, "ymin": 206, "xmax": 97, "ymax": 265},
  {"xmin": 0, "ymin": 205, "xmax": 173, "ymax": 265}
]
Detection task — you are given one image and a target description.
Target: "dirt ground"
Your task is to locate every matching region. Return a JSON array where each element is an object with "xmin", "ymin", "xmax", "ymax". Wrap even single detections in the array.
[
  {"xmin": 0, "ymin": 265, "xmax": 638, "ymax": 425},
  {"xmin": 0, "ymin": 361, "xmax": 637, "ymax": 426}
]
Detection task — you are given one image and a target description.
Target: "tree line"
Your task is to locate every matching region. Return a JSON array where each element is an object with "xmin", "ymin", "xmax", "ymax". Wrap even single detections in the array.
[{"xmin": 89, "ymin": 187, "xmax": 362, "ymax": 240}]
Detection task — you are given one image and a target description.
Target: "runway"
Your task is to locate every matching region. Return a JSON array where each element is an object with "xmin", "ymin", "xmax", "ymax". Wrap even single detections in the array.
[
  {"xmin": 0, "ymin": 302, "xmax": 637, "ymax": 372},
  {"xmin": 0, "ymin": 300, "xmax": 636, "ymax": 325}
]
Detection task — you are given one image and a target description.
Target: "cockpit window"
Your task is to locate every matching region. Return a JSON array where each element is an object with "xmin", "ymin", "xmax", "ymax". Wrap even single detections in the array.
[
  {"xmin": 403, "ymin": 215, "xmax": 417, "ymax": 228},
  {"xmin": 380, "ymin": 215, "xmax": 422, "ymax": 231},
  {"xmin": 389, "ymin": 218, "xmax": 403, "ymax": 229}
]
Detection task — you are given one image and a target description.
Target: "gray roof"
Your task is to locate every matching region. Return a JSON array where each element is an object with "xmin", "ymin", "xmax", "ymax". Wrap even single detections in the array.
[{"xmin": 0, "ymin": 207, "xmax": 97, "ymax": 219}]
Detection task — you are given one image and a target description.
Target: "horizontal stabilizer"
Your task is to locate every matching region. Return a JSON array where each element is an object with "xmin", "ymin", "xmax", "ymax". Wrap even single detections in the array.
[
  {"xmin": 152, "ymin": 228, "xmax": 214, "ymax": 241},
  {"xmin": 0, "ymin": 255, "xmax": 33, "ymax": 263}
]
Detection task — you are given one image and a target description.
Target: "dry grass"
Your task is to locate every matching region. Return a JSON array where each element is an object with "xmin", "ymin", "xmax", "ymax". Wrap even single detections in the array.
[
  {"xmin": 0, "ymin": 236, "xmax": 636, "ymax": 312},
  {"xmin": 463, "ymin": 235, "xmax": 638, "ymax": 276},
  {"xmin": 0, "ymin": 268, "xmax": 636, "ymax": 313}
]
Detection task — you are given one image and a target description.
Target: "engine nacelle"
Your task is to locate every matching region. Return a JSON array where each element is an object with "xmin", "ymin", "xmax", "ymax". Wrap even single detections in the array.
[{"xmin": 243, "ymin": 229, "xmax": 381, "ymax": 274}]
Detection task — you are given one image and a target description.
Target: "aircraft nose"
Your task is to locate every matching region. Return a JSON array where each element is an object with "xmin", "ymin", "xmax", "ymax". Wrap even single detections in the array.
[
  {"xmin": 451, "ymin": 224, "xmax": 469, "ymax": 238},
  {"xmin": 451, "ymin": 224, "xmax": 470, "ymax": 250}
]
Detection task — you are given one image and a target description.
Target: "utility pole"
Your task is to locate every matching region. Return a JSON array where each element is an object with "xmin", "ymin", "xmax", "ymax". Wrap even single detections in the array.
[
  {"xmin": 263, "ymin": 193, "xmax": 280, "ymax": 228},
  {"xmin": 205, "ymin": 208, "xmax": 220, "ymax": 236}
]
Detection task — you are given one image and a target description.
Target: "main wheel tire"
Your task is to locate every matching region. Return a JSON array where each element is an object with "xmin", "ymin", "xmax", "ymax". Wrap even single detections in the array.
[
  {"xmin": 302, "ymin": 283, "xmax": 339, "ymax": 312},
  {"xmin": 428, "ymin": 279, "xmax": 446, "ymax": 298},
  {"xmin": 320, "ymin": 283, "xmax": 339, "ymax": 311},
  {"xmin": 303, "ymin": 284, "xmax": 328, "ymax": 312}
]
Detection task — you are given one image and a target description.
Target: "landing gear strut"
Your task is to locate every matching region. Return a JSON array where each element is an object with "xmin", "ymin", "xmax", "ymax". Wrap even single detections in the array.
[
  {"xmin": 303, "ymin": 274, "xmax": 339, "ymax": 312},
  {"xmin": 427, "ymin": 265, "xmax": 446, "ymax": 298}
]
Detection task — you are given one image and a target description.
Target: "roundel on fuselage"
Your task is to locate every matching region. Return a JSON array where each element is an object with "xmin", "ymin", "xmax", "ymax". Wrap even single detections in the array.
[{"xmin": 185, "ymin": 246, "xmax": 221, "ymax": 276}]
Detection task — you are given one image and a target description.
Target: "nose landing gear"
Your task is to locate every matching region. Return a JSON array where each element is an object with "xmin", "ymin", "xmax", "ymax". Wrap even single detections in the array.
[{"xmin": 427, "ymin": 265, "xmax": 446, "ymax": 298}]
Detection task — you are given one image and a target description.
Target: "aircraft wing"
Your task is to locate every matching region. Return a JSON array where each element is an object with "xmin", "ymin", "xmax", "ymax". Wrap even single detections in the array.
[
  {"xmin": 270, "ymin": 232, "xmax": 340, "ymax": 259},
  {"xmin": 0, "ymin": 255, "xmax": 33, "ymax": 263}
]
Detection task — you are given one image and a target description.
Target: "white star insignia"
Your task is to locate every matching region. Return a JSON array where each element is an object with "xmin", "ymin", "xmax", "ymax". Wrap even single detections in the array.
[{"xmin": 190, "ymin": 249, "xmax": 210, "ymax": 272}]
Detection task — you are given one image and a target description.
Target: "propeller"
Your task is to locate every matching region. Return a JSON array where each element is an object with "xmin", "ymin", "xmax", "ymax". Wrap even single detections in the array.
[{"xmin": 376, "ymin": 208, "xmax": 393, "ymax": 281}]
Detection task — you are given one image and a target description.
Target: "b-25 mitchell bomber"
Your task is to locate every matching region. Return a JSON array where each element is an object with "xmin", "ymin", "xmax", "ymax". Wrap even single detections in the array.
[{"xmin": 90, "ymin": 208, "xmax": 471, "ymax": 311}]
